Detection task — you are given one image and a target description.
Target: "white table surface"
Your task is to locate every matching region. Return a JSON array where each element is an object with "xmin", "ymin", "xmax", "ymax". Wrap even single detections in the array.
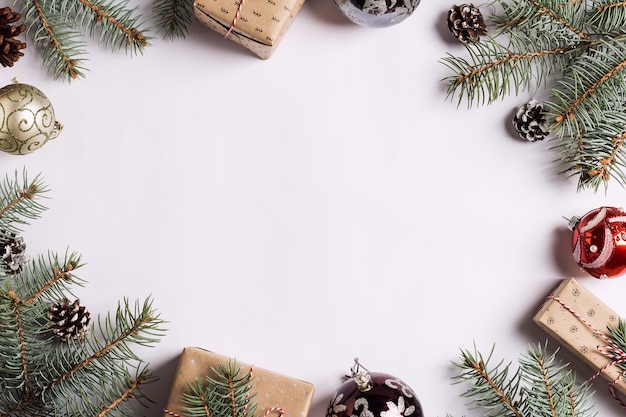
[{"xmin": 4, "ymin": 0, "xmax": 626, "ymax": 416}]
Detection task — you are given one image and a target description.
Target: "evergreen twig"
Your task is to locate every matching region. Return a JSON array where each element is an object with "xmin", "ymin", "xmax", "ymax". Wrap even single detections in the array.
[
  {"xmin": 152, "ymin": 0, "xmax": 194, "ymax": 40},
  {"xmin": 183, "ymin": 360, "xmax": 258, "ymax": 417},
  {"xmin": 0, "ymin": 169, "xmax": 166, "ymax": 417},
  {"xmin": 449, "ymin": 342, "xmax": 596, "ymax": 417},
  {"xmin": 13, "ymin": 0, "xmax": 196, "ymax": 80},
  {"xmin": 441, "ymin": 0, "xmax": 626, "ymax": 191},
  {"xmin": 13, "ymin": 0, "xmax": 151, "ymax": 81}
]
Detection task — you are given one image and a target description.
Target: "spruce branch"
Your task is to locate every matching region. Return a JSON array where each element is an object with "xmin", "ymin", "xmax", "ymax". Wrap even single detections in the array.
[
  {"xmin": 449, "ymin": 343, "xmax": 596, "ymax": 417},
  {"xmin": 14, "ymin": 0, "xmax": 152, "ymax": 81},
  {"xmin": 0, "ymin": 169, "xmax": 166, "ymax": 416},
  {"xmin": 183, "ymin": 360, "xmax": 258, "ymax": 417},
  {"xmin": 20, "ymin": 0, "xmax": 88, "ymax": 80},
  {"xmin": 56, "ymin": 0, "xmax": 151, "ymax": 54},
  {"xmin": 152, "ymin": 0, "xmax": 194, "ymax": 40},
  {"xmin": 441, "ymin": 0, "xmax": 626, "ymax": 191},
  {"xmin": 0, "ymin": 169, "xmax": 47, "ymax": 236},
  {"xmin": 452, "ymin": 344, "xmax": 524, "ymax": 417}
]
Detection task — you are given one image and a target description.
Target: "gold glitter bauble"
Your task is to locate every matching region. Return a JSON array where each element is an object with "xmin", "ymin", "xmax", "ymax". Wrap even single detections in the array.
[{"xmin": 0, "ymin": 82, "xmax": 62, "ymax": 155}]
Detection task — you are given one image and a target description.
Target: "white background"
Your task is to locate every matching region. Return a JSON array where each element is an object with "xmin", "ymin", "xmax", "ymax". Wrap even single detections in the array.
[{"xmin": 4, "ymin": 0, "xmax": 626, "ymax": 416}]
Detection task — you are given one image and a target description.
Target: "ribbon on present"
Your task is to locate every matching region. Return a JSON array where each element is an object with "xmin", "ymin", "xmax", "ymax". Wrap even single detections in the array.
[
  {"xmin": 164, "ymin": 365, "xmax": 286, "ymax": 417},
  {"xmin": 548, "ymin": 295, "xmax": 626, "ymax": 409},
  {"xmin": 225, "ymin": 0, "xmax": 246, "ymax": 38}
]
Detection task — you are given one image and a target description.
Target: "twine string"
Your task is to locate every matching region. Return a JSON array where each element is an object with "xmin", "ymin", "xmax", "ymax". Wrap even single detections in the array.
[
  {"xmin": 225, "ymin": 0, "xmax": 246, "ymax": 39},
  {"xmin": 548, "ymin": 295, "xmax": 626, "ymax": 409},
  {"xmin": 164, "ymin": 366, "xmax": 286, "ymax": 417},
  {"xmin": 264, "ymin": 407, "xmax": 285, "ymax": 417}
]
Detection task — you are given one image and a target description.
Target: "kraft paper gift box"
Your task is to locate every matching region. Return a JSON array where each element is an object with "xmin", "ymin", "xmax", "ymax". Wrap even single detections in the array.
[
  {"xmin": 193, "ymin": 0, "xmax": 305, "ymax": 59},
  {"xmin": 163, "ymin": 347, "xmax": 315, "ymax": 417},
  {"xmin": 533, "ymin": 278, "xmax": 626, "ymax": 395}
]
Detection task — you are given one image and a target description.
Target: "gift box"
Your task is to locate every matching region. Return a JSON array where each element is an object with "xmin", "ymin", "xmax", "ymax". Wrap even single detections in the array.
[
  {"xmin": 533, "ymin": 278, "xmax": 626, "ymax": 395},
  {"xmin": 193, "ymin": 0, "xmax": 305, "ymax": 59},
  {"xmin": 163, "ymin": 347, "xmax": 315, "ymax": 417}
]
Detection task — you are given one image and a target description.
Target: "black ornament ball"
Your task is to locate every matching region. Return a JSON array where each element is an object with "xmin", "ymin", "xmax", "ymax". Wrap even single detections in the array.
[
  {"xmin": 334, "ymin": 0, "xmax": 421, "ymax": 27},
  {"xmin": 327, "ymin": 362, "xmax": 424, "ymax": 417}
]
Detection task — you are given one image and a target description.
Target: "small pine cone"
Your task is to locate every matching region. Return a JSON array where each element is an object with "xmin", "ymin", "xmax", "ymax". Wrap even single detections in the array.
[
  {"xmin": 513, "ymin": 99, "xmax": 550, "ymax": 142},
  {"xmin": 447, "ymin": 4, "xmax": 487, "ymax": 42},
  {"xmin": 0, "ymin": 7, "xmax": 26, "ymax": 68},
  {"xmin": 0, "ymin": 231, "xmax": 27, "ymax": 275},
  {"xmin": 47, "ymin": 298, "xmax": 91, "ymax": 341}
]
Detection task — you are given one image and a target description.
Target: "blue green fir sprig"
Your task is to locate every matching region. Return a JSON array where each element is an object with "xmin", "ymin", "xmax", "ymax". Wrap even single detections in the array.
[
  {"xmin": 448, "ymin": 342, "xmax": 598, "ymax": 417},
  {"xmin": 12, "ymin": 0, "xmax": 195, "ymax": 81},
  {"xmin": 0, "ymin": 169, "xmax": 166, "ymax": 417},
  {"xmin": 180, "ymin": 360, "xmax": 259, "ymax": 417},
  {"xmin": 442, "ymin": 0, "xmax": 626, "ymax": 192}
]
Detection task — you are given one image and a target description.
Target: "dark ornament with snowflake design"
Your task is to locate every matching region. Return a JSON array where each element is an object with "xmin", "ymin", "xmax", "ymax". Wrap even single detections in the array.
[{"xmin": 326, "ymin": 359, "xmax": 424, "ymax": 417}]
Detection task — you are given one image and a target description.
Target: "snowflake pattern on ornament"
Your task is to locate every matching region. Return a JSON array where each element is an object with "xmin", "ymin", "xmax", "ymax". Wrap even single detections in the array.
[
  {"xmin": 384, "ymin": 378, "xmax": 414, "ymax": 399},
  {"xmin": 352, "ymin": 398, "xmax": 374, "ymax": 417},
  {"xmin": 380, "ymin": 397, "xmax": 415, "ymax": 417},
  {"xmin": 327, "ymin": 393, "xmax": 347, "ymax": 417}
]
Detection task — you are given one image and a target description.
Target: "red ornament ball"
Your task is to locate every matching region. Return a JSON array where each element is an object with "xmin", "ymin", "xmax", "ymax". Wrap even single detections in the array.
[
  {"xmin": 326, "ymin": 362, "xmax": 423, "ymax": 417},
  {"xmin": 570, "ymin": 206, "xmax": 626, "ymax": 279}
]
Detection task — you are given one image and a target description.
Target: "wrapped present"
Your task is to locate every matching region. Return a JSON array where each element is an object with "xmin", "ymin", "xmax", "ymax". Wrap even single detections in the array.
[
  {"xmin": 163, "ymin": 347, "xmax": 315, "ymax": 417},
  {"xmin": 193, "ymin": 0, "xmax": 305, "ymax": 59},
  {"xmin": 533, "ymin": 278, "xmax": 626, "ymax": 396}
]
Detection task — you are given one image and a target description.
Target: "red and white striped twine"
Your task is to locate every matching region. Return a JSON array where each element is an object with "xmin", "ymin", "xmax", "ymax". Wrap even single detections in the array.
[
  {"xmin": 225, "ymin": 0, "xmax": 246, "ymax": 39},
  {"xmin": 264, "ymin": 407, "xmax": 285, "ymax": 417},
  {"xmin": 548, "ymin": 295, "xmax": 626, "ymax": 409},
  {"xmin": 243, "ymin": 366, "xmax": 255, "ymax": 417}
]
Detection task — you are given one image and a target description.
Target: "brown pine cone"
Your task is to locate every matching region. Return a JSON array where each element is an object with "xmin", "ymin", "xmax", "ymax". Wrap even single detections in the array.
[
  {"xmin": 447, "ymin": 4, "xmax": 487, "ymax": 42},
  {"xmin": 0, "ymin": 7, "xmax": 26, "ymax": 67},
  {"xmin": 48, "ymin": 298, "xmax": 92, "ymax": 341}
]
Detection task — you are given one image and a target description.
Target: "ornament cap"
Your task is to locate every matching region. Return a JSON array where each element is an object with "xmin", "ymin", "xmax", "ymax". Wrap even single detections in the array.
[
  {"xmin": 567, "ymin": 215, "xmax": 581, "ymax": 231},
  {"xmin": 354, "ymin": 371, "xmax": 373, "ymax": 392},
  {"xmin": 349, "ymin": 358, "xmax": 373, "ymax": 392}
]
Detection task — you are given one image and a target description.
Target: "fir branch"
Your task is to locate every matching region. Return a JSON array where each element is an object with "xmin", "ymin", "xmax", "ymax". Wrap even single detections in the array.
[
  {"xmin": 551, "ymin": 41, "xmax": 626, "ymax": 125},
  {"xmin": 183, "ymin": 361, "xmax": 257, "ymax": 417},
  {"xmin": 0, "ymin": 170, "xmax": 48, "ymax": 236},
  {"xmin": 14, "ymin": 251, "xmax": 86, "ymax": 307},
  {"xmin": 21, "ymin": 254, "xmax": 81, "ymax": 306},
  {"xmin": 607, "ymin": 319, "xmax": 626, "ymax": 375},
  {"xmin": 95, "ymin": 367, "xmax": 157, "ymax": 417},
  {"xmin": 152, "ymin": 0, "xmax": 194, "ymax": 40},
  {"xmin": 450, "ymin": 343, "xmax": 596, "ymax": 417},
  {"xmin": 588, "ymin": 0, "xmax": 626, "ymax": 33},
  {"xmin": 46, "ymin": 297, "xmax": 163, "ymax": 391},
  {"xmin": 59, "ymin": 0, "xmax": 151, "ymax": 54},
  {"xmin": 441, "ymin": 0, "xmax": 626, "ymax": 190},
  {"xmin": 20, "ymin": 0, "xmax": 88, "ymax": 80},
  {"xmin": 518, "ymin": 344, "xmax": 592, "ymax": 417},
  {"xmin": 511, "ymin": 0, "xmax": 588, "ymax": 40},
  {"xmin": 15, "ymin": 0, "xmax": 154, "ymax": 80},
  {"xmin": 452, "ymin": 344, "xmax": 524, "ymax": 417}
]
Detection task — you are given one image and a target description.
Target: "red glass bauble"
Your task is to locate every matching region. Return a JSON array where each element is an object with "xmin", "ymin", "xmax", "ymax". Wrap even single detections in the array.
[
  {"xmin": 570, "ymin": 206, "xmax": 626, "ymax": 279},
  {"xmin": 326, "ymin": 363, "xmax": 423, "ymax": 417}
]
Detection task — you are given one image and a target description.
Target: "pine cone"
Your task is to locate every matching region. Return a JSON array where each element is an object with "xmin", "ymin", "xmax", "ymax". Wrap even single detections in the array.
[
  {"xmin": 447, "ymin": 4, "xmax": 487, "ymax": 42},
  {"xmin": 47, "ymin": 298, "xmax": 91, "ymax": 341},
  {"xmin": 0, "ymin": 231, "xmax": 27, "ymax": 275},
  {"xmin": 0, "ymin": 7, "xmax": 26, "ymax": 68},
  {"xmin": 513, "ymin": 99, "xmax": 550, "ymax": 142}
]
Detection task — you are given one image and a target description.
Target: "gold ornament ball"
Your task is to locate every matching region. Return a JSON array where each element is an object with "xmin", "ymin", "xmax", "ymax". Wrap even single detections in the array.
[{"xmin": 0, "ymin": 82, "xmax": 62, "ymax": 155}]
